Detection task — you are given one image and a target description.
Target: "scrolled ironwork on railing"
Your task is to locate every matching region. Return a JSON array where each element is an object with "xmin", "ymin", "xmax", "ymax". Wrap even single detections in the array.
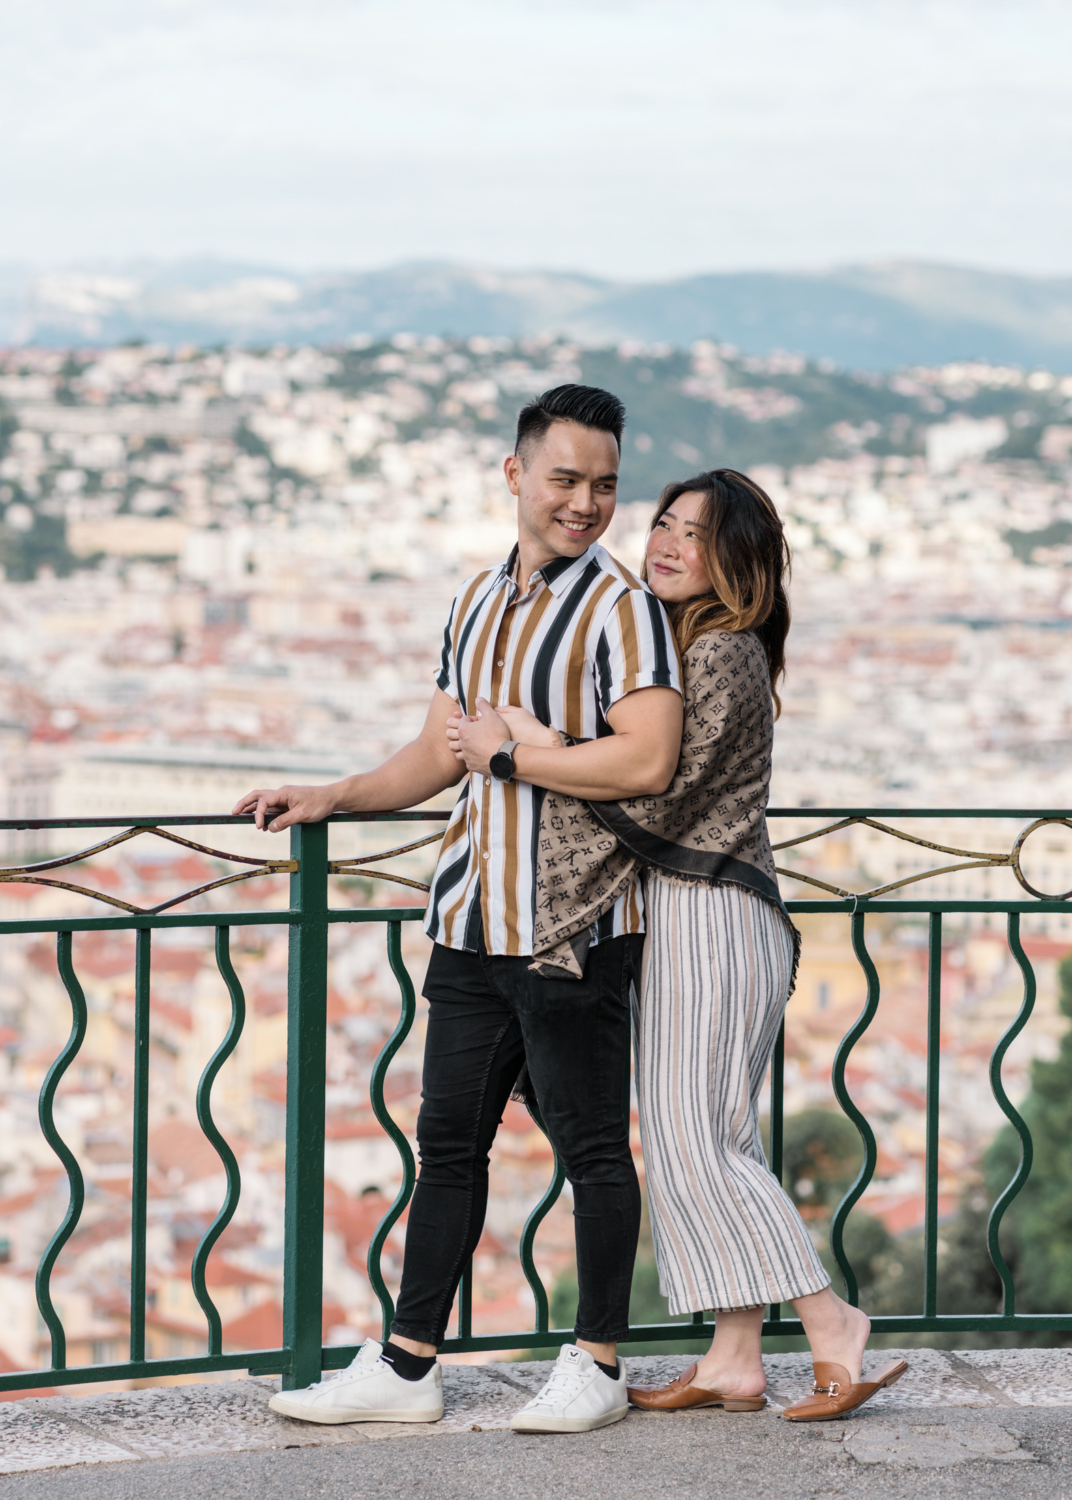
[
  {"xmin": 772, "ymin": 811, "xmax": 1072, "ymax": 902},
  {"xmin": 0, "ymin": 825, "xmax": 296, "ymax": 914},
  {"xmin": 1, "ymin": 806, "xmax": 1071, "ymax": 1398}
]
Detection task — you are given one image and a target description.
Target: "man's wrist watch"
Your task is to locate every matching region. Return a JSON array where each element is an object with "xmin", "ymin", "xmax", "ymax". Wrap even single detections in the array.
[{"xmin": 489, "ymin": 740, "xmax": 520, "ymax": 782}]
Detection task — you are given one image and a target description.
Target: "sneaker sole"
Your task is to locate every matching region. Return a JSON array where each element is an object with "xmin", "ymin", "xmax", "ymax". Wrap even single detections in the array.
[
  {"xmin": 268, "ymin": 1396, "xmax": 443, "ymax": 1425},
  {"xmin": 510, "ymin": 1403, "xmax": 628, "ymax": 1434}
]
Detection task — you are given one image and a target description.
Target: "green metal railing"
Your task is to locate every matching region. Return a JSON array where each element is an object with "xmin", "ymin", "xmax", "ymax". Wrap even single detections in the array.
[{"xmin": 0, "ymin": 807, "xmax": 1070, "ymax": 1394}]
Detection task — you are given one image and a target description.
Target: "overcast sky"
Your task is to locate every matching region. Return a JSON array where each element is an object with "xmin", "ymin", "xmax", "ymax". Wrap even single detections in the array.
[{"xmin": 3, "ymin": 0, "xmax": 1070, "ymax": 280}]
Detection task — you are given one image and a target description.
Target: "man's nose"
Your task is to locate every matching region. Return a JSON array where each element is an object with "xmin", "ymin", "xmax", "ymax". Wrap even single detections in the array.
[{"xmin": 566, "ymin": 485, "xmax": 599, "ymax": 512}]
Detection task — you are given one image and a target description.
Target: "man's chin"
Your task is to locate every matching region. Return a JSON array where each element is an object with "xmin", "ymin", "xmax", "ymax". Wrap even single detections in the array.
[{"xmin": 550, "ymin": 524, "xmax": 601, "ymax": 553}]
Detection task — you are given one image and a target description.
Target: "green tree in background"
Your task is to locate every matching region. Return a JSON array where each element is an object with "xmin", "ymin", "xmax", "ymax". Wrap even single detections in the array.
[
  {"xmin": 778, "ymin": 1107, "xmax": 862, "ymax": 1218},
  {"xmin": 984, "ymin": 952, "xmax": 1072, "ymax": 1315}
]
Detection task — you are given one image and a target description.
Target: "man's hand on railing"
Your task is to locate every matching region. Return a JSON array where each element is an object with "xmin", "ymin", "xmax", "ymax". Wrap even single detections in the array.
[{"xmin": 232, "ymin": 783, "xmax": 340, "ymax": 832}]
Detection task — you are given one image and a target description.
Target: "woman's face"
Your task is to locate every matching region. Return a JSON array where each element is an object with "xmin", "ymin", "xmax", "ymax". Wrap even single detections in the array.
[{"xmin": 646, "ymin": 491, "xmax": 711, "ymax": 604}]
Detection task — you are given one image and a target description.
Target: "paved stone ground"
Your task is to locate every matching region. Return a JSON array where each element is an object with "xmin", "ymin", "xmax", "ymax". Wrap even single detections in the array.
[{"xmin": 1, "ymin": 1351, "xmax": 1072, "ymax": 1496}]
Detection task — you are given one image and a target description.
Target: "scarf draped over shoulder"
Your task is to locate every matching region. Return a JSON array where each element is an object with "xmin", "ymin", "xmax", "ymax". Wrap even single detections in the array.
[{"xmin": 531, "ymin": 627, "xmax": 798, "ymax": 979}]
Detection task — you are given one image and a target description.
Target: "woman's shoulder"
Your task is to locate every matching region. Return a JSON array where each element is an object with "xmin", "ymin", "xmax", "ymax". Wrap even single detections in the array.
[{"xmin": 685, "ymin": 627, "xmax": 765, "ymax": 672}]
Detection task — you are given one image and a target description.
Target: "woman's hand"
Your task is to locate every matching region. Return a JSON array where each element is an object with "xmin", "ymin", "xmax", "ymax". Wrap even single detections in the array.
[
  {"xmin": 497, "ymin": 704, "xmax": 562, "ymax": 749},
  {"xmin": 449, "ymin": 697, "xmax": 561, "ymax": 777},
  {"xmin": 447, "ymin": 700, "xmax": 561, "ymax": 773}
]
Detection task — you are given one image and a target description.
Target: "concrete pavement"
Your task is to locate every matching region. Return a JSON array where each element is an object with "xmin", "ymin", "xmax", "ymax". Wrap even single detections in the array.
[{"xmin": 2, "ymin": 1350, "xmax": 1072, "ymax": 1496}]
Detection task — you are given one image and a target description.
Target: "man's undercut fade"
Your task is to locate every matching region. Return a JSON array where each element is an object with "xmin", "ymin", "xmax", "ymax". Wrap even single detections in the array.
[{"xmin": 515, "ymin": 384, "xmax": 626, "ymax": 467}]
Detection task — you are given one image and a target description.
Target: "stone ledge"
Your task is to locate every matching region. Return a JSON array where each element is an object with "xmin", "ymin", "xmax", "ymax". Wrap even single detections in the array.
[{"xmin": 2, "ymin": 1348, "xmax": 1072, "ymax": 1475}]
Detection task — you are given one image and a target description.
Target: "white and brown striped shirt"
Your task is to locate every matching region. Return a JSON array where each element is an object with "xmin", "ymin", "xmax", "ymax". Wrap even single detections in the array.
[{"xmin": 425, "ymin": 542, "xmax": 681, "ymax": 957}]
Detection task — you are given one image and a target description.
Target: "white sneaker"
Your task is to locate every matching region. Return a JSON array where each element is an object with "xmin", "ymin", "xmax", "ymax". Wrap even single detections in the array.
[
  {"xmin": 268, "ymin": 1339, "xmax": 443, "ymax": 1424},
  {"xmin": 510, "ymin": 1344, "xmax": 629, "ymax": 1434}
]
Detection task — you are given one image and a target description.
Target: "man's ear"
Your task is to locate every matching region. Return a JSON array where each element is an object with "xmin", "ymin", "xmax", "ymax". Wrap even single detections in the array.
[{"xmin": 503, "ymin": 453, "xmax": 523, "ymax": 496}]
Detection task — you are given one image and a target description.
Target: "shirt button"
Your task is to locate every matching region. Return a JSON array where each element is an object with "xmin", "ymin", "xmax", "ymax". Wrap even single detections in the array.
[
  {"xmin": 485, "ymin": 777, "xmax": 491, "ymax": 786},
  {"xmin": 482, "ymin": 850, "xmax": 490, "ymax": 859},
  {"xmin": 497, "ymin": 660, "xmax": 504, "ymax": 667}
]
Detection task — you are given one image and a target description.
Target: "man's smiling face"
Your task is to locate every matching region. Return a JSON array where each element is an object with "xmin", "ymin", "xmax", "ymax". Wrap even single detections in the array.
[{"xmin": 504, "ymin": 419, "xmax": 619, "ymax": 571}]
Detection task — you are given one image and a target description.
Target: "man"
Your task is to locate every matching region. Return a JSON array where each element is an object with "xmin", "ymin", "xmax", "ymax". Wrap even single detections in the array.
[{"xmin": 234, "ymin": 384, "xmax": 683, "ymax": 1434}]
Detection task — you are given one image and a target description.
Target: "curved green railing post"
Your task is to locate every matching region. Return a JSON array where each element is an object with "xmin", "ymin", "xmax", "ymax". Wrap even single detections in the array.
[
  {"xmin": 829, "ymin": 912, "xmax": 881, "ymax": 1305},
  {"xmin": 987, "ymin": 912, "xmax": 1037, "ymax": 1315},
  {"xmin": 367, "ymin": 920, "xmax": 417, "ymax": 1338},
  {"xmin": 36, "ymin": 932, "xmax": 88, "ymax": 1369},
  {"xmin": 191, "ymin": 927, "xmax": 246, "ymax": 1354},
  {"xmin": 519, "ymin": 1096, "xmax": 566, "ymax": 1334},
  {"xmin": 130, "ymin": 927, "xmax": 151, "ymax": 1362}
]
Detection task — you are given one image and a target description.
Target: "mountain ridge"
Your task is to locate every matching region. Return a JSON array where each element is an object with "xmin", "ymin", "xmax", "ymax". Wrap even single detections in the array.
[{"xmin": 3, "ymin": 258, "xmax": 1072, "ymax": 371}]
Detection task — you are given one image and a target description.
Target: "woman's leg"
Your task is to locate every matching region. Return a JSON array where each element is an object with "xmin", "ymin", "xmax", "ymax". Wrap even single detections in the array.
[
  {"xmin": 791, "ymin": 1287, "xmax": 871, "ymax": 1384},
  {"xmin": 638, "ymin": 879, "xmax": 831, "ymax": 1319},
  {"xmin": 687, "ymin": 1287, "xmax": 870, "ymax": 1396},
  {"xmin": 691, "ymin": 1307, "xmax": 767, "ymax": 1398}
]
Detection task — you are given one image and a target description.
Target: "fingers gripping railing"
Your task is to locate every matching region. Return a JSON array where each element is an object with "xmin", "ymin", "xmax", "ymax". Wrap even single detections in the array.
[
  {"xmin": 191, "ymin": 929, "xmax": 247, "ymax": 1354},
  {"xmin": 36, "ymin": 933, "xmax": 88, "ymax": 1369}
]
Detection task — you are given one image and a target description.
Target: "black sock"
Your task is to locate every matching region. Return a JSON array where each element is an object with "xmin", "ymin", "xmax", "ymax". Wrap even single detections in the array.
[
  {"xmin": 380, "ymin": 1340, "xmax": 437, "ymax": 1382},
  {"xmin": 595, "ymin": 1358, "xmax": 619, "ymax": 1381}
]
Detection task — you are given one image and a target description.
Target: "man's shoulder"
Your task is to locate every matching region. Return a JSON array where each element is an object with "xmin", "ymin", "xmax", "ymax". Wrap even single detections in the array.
[
  {"xmin": 449, "ymin": 564, "xmax": 502, "ymax": 611},
  {"xmin": 592, "ymin": 544, "xmax": 650, "ymax": 596}
]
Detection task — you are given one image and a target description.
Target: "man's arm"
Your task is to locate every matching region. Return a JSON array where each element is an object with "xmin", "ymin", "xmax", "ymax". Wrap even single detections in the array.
[
  {"xmin": 232, "ymin": 687, "xmax": 466, "ymax": 831},
  {"xmin": 453, "ymin": 688, "xmax": 682, "ymax": 801}
]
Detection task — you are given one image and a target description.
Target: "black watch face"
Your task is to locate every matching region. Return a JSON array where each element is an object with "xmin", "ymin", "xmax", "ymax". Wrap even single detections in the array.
[{"xmin": 490, "ymin": 749, "xmax": 514, "ymax": 781}]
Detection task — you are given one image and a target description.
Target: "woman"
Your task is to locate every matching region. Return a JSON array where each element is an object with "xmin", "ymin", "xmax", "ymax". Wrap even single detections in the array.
[{"xmin": 452, "ymin": 469, "xmax": 905, "ymax": 1421}]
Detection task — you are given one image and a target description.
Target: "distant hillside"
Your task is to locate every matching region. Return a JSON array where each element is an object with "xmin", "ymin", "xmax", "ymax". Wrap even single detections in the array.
[{"xmin": 3, "ymin": 259, "xmax": 1072, "ymax": 371}]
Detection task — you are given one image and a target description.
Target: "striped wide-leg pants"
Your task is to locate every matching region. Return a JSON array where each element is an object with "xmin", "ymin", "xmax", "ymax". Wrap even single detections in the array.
[{"xmin": 635, "ymin": 873, "xmax": 830, "ymax": 1314}]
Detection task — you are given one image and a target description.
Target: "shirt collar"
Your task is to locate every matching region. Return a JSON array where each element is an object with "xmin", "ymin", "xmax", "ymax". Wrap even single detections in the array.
[{"xmin": 497, "ymin": 543, "xmax": 601, "ymax": 598}]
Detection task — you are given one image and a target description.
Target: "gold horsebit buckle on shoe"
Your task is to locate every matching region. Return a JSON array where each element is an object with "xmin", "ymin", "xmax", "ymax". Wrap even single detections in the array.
[{"xmin": 812, "ymin": 1381, "xmax": 841, "ymax": 1397}]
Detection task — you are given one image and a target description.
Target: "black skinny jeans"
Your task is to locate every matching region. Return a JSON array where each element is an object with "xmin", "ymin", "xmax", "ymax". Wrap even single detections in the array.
[{"xmin": 390, "ymin": 929, "xmax": 643, "ymax": 1348}]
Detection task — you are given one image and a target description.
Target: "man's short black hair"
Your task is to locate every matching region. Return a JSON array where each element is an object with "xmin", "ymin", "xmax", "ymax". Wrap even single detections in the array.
[{"xmin": 515, "ymin": 384, "xmax": 626, "ymax": 466}]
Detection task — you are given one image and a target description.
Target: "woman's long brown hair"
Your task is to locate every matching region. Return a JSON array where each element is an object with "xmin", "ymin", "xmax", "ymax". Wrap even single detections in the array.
[{"xmin": 643, "ymin": 468, "xmax": 791, "ymax": 715}]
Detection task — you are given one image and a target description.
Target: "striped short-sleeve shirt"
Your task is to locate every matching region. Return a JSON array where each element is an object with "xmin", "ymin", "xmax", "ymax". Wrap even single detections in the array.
[{"xmin": 424, "ymin": 541, "xmax": 681, "ymax": 957}]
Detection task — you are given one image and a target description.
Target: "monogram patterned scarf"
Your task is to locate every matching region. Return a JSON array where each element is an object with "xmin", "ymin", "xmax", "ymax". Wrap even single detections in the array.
[{"xmin": 531, "ymin": 627, "xmax": 798, "ymax": 980}]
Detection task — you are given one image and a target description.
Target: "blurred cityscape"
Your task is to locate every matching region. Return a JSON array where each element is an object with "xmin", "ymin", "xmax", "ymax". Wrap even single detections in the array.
[{"xmin": 1, "ymin": 335, "xmax": 1071, "ymax": 1386}]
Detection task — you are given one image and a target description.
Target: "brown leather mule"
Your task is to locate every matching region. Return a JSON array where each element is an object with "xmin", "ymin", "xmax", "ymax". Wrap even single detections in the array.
[
  {"xmin": 781, "ymin": 1358, "xmax": 908, "ymax": 1421},
  {"xmin": 627, "ymin": 1363, "xmax": 767, "ymax": 1412}
]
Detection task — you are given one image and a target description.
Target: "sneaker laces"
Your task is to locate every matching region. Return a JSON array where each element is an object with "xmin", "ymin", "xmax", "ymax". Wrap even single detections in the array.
[
  {"xmin": 307, "ymin": 1344, "xmax": 382, "ymax": 1391},
  {"xmin": 527, "ymin": 1361, "xmax": 589, "ymax": 1409}
]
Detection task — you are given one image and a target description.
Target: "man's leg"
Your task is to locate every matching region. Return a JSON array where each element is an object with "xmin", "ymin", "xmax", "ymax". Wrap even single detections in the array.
[
  {"xmin": 389, "ymin": 942, "xmax": 525, "ymax": 1349},
  {"xmin": 487, "ymin": 935, "xmax": 643, "ymax": 1358},
  {"xmin": 267, "ymin": 943, "xmax": 523, "ymax": 1426}
]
